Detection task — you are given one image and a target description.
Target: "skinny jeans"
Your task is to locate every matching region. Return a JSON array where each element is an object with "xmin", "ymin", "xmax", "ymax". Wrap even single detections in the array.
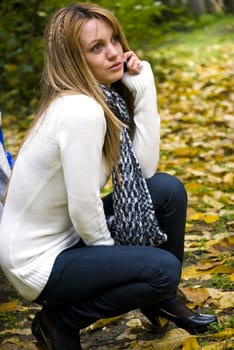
[{"xmin": 37, "ymin": 173, "xmax": 187, "ymax": 330}]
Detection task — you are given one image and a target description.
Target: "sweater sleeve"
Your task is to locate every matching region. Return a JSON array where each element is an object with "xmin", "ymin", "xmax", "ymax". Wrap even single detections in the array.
[
  {"xmin": 121, "ymin": 61, "xmax": 160, "ymax": 178},
  {"xmin": 58, "ymin": 95, "xmax": 114, "ymax": 246}
]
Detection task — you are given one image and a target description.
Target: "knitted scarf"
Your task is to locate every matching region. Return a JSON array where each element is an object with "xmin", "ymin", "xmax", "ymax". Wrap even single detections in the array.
[{"xmin": 101, "ymin": 85, "xmax": 167, "ymax": 246}]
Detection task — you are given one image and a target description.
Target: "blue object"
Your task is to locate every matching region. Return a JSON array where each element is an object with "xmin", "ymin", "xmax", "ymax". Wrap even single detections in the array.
[
  {"xmin": 0, "ymin": 113, "xmax": 14, "ymax": 168},
  {"xmin": 5, "ymin": 150, "xmax": 14, "ymax": 168}
]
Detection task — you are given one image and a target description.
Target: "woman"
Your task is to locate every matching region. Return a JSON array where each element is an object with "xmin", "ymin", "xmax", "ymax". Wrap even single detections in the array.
[{"xmin": 0, "ymin": 3, "xmax": 216, "ymax": 350}]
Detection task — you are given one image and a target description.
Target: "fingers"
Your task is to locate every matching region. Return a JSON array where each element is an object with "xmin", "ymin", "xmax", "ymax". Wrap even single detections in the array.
[{"xmin": 123, "ymin": 51, "xmax": 142, "ymax": 74}]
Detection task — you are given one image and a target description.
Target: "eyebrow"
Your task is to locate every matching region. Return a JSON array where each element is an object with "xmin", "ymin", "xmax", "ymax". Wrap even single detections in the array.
[
  {"xmin": 86, "ymin": 29, "xmax": 115, "ymax": 48},
  {"xmin": 88, "ymin": 38, "xmax": 102, "ymax": 45}
]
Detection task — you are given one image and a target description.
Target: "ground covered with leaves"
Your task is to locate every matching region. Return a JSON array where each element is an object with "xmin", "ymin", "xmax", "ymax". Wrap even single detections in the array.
[{"xmin": 0, "ymin": 16, "xmax": 233, "ymax": 350}]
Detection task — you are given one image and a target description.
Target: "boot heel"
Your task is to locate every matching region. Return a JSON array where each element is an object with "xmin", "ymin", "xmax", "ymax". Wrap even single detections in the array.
[{"xmin": 31, "ymin": 314, "xmax": 52, "ymax": 350}]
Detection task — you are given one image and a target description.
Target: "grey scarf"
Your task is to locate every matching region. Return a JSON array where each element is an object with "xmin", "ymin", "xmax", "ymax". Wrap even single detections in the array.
[{"xmin": 102, "ymin": 85, "xmax": 167, "ymax": 246}]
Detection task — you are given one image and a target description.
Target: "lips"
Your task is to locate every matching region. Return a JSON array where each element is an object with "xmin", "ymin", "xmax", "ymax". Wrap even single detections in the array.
[{"xmin": 109, "ymin": 62, "xmax": 122, "ymax": 70}]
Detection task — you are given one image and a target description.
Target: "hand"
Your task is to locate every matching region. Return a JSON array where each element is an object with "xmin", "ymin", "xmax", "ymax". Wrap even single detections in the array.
[{"xmin": 123, "ymin": 51, "xmax": 142, "ymax": 75}]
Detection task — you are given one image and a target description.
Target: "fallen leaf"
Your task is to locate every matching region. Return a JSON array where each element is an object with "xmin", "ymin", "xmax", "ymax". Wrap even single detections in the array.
[
  {"xmin": 0, "ymin": 328, "xmax": 32, "ymax": 336},
  {"xmin": 209, "ymin": 165, "xmax": 229, "ymax": 174},
  {"xmin": 179, "ymin": 287, "xmax": 210, "ymax": 306},
  {"xmin": 189, "ymin": 212, "xmax": 220, "ymax": 223},
  {"xmin": 200, "ymin": 340, "xmax": 234, "ymax": 349},
  {"xmin": 128, "ymin": 328, "xmax": 199, "ymax": 350},
  {"xmin": 203, "ymin": 195, "xmax": 224, "ymax": 210},
  {"xmin": 206, "ymin": 235, "xmax": 234, "ymax": 251},
  {"xmin": 86, "ymin": 315, "xmax": 124, "ymax": 332},
  {"xmin": 203, "ymin": 213, "xmax": 220, "ymax": 224},
  {"xmin": 223, "ymin": 172, "xmax": 233, "ymax": 184},
  {"xmin": 182, "ymin": 337, "xmax": 200, "ymax": 350},
  {"xmin": 187, "ymin": 207, "xmax": 198, "ymax": 220},
  {"xmin": 212, "ymin": 328, "xmax": 234, "ymax": 340},
  {"xmin": 126, "ymin": 318, "xmax": 143, "ymax": 328},
  {"xmin": 0, "ymin": 300, "xmax": 20, "ymax": 313},
  {"xmin": 217, "ymin": 292, "xmax": 234, "ymax": 310},
  {"xmin": 2, "ymin": 337, "xmax": 25, "ymax": 347}
]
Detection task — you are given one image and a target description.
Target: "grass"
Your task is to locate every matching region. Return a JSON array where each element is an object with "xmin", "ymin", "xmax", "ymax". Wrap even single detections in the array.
[
  {"xmin": 156, "ymin": 13, "xmax": 234, "ymax": 53},
  {"xmin": 145, "ymin": 13, "xmax": 234, "ymax": 71}
]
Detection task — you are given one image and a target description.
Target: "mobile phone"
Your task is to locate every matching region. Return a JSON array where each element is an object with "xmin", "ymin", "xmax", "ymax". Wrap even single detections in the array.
[{"xmin": 124, "ymin": 59, "xmax": 129, "ymax": 72}]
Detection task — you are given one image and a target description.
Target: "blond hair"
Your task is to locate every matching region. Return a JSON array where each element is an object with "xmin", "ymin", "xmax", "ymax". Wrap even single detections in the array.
[{"xmin": 35, "ymin": 2, "xmax": 132, "ymax": 171}]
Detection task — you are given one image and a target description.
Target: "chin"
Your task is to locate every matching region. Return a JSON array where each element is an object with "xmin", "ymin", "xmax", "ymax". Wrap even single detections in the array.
[{"xmin": 110, "ymin": 72, "xmax": 124, "ymax": 85}]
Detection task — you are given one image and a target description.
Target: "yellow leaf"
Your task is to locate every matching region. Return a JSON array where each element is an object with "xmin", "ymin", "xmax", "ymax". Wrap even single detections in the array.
[
  {"xmin": 203, "ymin": 213, "xmax": 220, "ymax": 223},
  {"xmin": 200, "ymin": 340, "xmax": 233, "ymax": 349},
  {"xmin": 86, "ymin": 314, "xmax": 123, "ymax": 332},
  {"xmin": 185, "ymin": 182, "xmax": 204, "ymax": 192},
  {"xmin": 0, "ymin": 300, "xmax": 20, "ymax": 313},
  {"xmin": 203, "ymin": 195, "xmax": 224, "ymax": 210},
  {"xmin": 182, "ymin": 265, "xmax": 205, "ymax": 279},
  {"xmin": 174, "ymin": 147, "xmax": 199, "ymax": 157},
  {"xmin": 212, "ymin": 328, "xmax": 234, "ymax": 340},
  {"xmin": 217, "ymin": 292, "xmax": 234, "ymax": 309},
  {"xmin": 196, "ymin": 257, "xmax": 230, "ymax": 272},
  {"xmin": 189, "ymin": 212, "xmax": 220, "ymax": 223},
  {"xmin": 189, "ymin": 213, "xmax": 203, "ymax": 221},
  {"xmin": 207, "ymin": 235, "xmax": 234, "ymax": 251},
  {"xmin": 223, "ymin": 172, "xmax": 234, "ymax": 184},
  {"xmin": 187, "ymin": 207, "xmax": 198, "ymax": 220},
  {"xmin": 128, "ymin": 328, "xmax": 198, "ymax": 350},
  {"xmin": 229, "ymin": 272, "xmax": 234, "ymax": 282},
  {"xmin": 179, "ymin": 287, "xmax": 210, "ymax": 306},
  {"xmin": 212, "ymin": 264, "xmax": 233, "ymax": 274},
  {"xmin": 182, "ymin": 337, "xmax": 199, "ymax": 350}
]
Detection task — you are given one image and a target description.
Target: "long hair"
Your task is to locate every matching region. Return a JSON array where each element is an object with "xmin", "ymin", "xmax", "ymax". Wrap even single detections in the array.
[{"xmin": 33, "ymin": 2, "xmax": 133, "ymax": 171}]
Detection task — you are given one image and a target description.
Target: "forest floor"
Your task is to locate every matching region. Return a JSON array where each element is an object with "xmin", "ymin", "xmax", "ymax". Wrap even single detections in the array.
[{"xmin": 0, "ymin": 14, "xmax": 234, "ymax": 350}]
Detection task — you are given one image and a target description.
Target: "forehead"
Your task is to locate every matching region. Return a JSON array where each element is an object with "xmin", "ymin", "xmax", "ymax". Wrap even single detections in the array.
[{"xmin": 80, "ymin": 18, "xmax": 114, "ymax": 43}]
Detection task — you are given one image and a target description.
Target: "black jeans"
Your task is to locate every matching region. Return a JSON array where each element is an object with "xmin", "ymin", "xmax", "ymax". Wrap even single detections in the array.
[{"xmin": 37, "ymin": 173, "xmax": 187, "ymax": 330}]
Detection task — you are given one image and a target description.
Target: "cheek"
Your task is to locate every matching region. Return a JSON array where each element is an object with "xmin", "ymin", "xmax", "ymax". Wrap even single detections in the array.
[{"xmin": 88, "ymin": 59, "xmax": 106, "ymax": 79}]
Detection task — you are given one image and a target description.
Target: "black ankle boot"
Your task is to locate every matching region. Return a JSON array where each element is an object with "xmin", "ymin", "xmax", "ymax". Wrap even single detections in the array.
[
  {"xmin": 141, "ymin": 301, "xmax": 217, "ymax": 334},
  {"xmin": 31, "ymin": 309, "xmax": 82, "ymax": 350},
  {"xmin": 158, "ymin": 307, "xmax": 217, "ymax": 334}
]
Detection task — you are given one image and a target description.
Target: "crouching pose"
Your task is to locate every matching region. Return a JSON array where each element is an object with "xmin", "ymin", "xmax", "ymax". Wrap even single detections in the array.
[{"xmin": 0, "ymin": 3, "xmax": 216, "ymax": 349}]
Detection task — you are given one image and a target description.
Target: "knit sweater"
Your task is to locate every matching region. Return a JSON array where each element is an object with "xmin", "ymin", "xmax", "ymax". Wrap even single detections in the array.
[{"xmin": 0, "ymin": 61, "xmax": 160, "ymax": 300}]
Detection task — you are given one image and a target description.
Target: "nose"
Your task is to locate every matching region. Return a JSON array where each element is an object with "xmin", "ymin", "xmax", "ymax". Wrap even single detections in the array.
[{"xmin": 106, "ymin": 43, "xmax": 118, "ymax": 59}]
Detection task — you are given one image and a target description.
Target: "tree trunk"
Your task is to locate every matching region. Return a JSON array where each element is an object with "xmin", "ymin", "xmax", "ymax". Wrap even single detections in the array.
[
  {"xmin": 188, "ymin": 0, "xmax": 224, "ymax": 14},
  {"xmin": 188, "ymin": 0, "xmax": 207, "ymax": 15},
  {"xmin": 205, "ymin": 0, "xmax": 223, "ymax": 13}
]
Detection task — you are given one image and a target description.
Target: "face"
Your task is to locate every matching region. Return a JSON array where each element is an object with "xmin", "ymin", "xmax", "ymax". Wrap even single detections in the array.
[{"xmin": 79, "ymin": 19, "xmax": 125, "ymax": 86}]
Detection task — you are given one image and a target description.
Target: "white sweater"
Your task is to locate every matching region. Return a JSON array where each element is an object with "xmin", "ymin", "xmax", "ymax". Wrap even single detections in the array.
[{"xmin": 0, "ymin": 62, "xmax": 160, "ymax": 300}]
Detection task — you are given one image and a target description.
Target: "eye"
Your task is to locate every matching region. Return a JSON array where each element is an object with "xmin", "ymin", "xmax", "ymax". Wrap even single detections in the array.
[
  {"xmin": 91, "ymin": 42, "xmax": 102, "ymax": 52},
  {"xmin": 112, "ymin": 34, "xmax": 120, "ymax": 43}
]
